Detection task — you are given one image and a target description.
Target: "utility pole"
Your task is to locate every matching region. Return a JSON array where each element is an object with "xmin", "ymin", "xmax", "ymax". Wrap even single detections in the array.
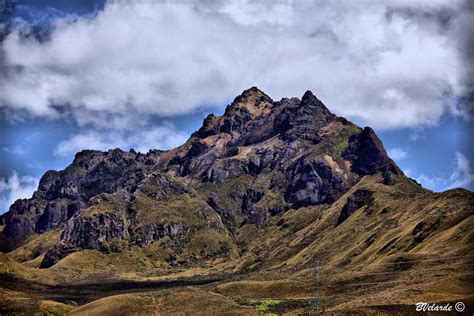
[{"xmin": 313, "ymin": 257, "xmax": 322, "ymax": 313}]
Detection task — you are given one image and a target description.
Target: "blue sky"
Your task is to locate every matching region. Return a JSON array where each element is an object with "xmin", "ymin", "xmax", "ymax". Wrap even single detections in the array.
[{"xmin": 0, "ymin": 0, "xmax": 473, "ymax": 213}]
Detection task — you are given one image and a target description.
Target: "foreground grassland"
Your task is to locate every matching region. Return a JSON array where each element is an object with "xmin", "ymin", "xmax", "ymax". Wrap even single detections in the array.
[
  {"xmin": 1, "ymin": 254, "xmax": 473, "ymax": 315},
  {"xmin": 1, "ymin": 177, "xmax": 473, "ymax": 315}
]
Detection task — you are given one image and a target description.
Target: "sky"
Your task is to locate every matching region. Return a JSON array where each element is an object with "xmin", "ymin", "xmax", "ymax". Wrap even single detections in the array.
[{"xmin": 0, "ymin": 0, "xmax": 473, "ymax": 213}]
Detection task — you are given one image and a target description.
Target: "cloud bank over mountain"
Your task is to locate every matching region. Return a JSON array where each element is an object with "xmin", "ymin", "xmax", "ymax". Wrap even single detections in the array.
[
  {"xmin": 0, "ymin": 172, "xmax": 38, "ymax": 213},
  {"xmin": 54, "ymin": 123, "xmax": 188, "ymax": 156},
  {"xmin": 1, "ymin": 0, "xmax": 472, "ymax": 130}
]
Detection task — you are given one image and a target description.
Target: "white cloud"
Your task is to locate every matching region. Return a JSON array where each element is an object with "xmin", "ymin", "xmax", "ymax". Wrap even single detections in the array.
[
  {"xmin": 409, "ymin": 127, "xmax": 427, "ymax": 142},
  {"xmin": 447, "ymin": 152, "xmax": 474, "ymax": 189},
  {"xmin": 0, "ymin": 172, "xmax": 39, "ymax": 213},
  {"xmin": 54, "ymin": 123, "xmax": 188, "ymax": 156},
  {"xmin": 413, "ymin": 152, "xmax": 474, "ymax": 191},
  {"xmin": 2, "ymin": 145, "xmax": 27, "ymax": 155},
  {"xmin": 388, "ymin": 147, "xmax": 408, "ymax": 160},
  {"xmin": 0, "ymin": 0, "xmax": 471, "ymax": 130}
]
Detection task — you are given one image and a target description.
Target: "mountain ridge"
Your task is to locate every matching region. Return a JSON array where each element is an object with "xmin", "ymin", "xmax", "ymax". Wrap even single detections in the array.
[
  {"xmin": 0, "ymin": 87, "xmax": 473, "ymax": 315},
  {"xmin": 0, "ymin": 87, "xmax": 428, "ymax": 257}
]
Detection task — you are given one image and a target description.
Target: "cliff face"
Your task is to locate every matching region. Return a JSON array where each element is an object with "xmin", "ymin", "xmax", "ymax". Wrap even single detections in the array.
[
  {"xmin": 1, "ymin": 87, "xmax": 407, "ymax": 266},
  {"xmin": 1, "ymin": 87, "xmax": 473, "ymax": 315}
]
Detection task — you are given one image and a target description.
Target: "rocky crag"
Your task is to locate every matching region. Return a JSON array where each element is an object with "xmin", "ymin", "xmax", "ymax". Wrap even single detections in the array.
[
  {"xmin": 1, "ymin": 88, "xmax": 406, "ymax": 265},
  {"xmin": 0, "ymin": 88, "xmax": 473, "ymax": 314},
  {"xmin": 0, "ymin": 87, "xmax": 472, "ymax": 282}
]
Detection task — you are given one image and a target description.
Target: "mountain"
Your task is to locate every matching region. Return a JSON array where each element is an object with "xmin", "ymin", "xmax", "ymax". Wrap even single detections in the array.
[{"xmin": 1, "ymin": 87, "xmax": 473, "ymax": 315}]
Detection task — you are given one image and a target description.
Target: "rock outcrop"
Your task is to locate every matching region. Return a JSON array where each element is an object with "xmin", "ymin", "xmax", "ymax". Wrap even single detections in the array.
[
  {"xmin": 0, "ymin": 87, "xmax": 407, "ymax": 267},
  {"xmin": 337, "ymin": 189, "xmax": 374, "ymax": 225}
]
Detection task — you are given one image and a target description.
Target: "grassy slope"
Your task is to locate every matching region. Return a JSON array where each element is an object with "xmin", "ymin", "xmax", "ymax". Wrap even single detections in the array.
[
  {"xmin": 230, "ymin": 175, "xmax": 474, "ymax": 313},
  {"xmin": 1, "ymin": 174, "xmax": 473, "ymax": 315},
  {"xmin": 68, "ymin": 288, "xmax": 259, "ymax": 316}
]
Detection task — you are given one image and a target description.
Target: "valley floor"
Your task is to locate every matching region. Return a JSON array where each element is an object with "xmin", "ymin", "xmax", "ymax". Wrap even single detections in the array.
[{"xmin": 1, "ymin": 250, "xmax": 473, "ymax": 315}]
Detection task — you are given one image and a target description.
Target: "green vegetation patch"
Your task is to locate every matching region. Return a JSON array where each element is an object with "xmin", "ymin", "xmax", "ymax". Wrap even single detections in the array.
[
  {"xmin": 310, "ymin": 124, "xmax": 359, "ymax": 160},
  {"xmin": 248, "ymin": 299, "xmax": 282, "ymax": 314}
]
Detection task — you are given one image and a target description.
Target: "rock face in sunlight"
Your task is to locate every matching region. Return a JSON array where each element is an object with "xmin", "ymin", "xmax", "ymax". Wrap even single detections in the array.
[
  {"xmin": 0, "ymin": 87, "xmax": 441, "ymax": 259},
  {"xmin": 1, "ymin": 88, "xmax": 473, "ymax": 315}
]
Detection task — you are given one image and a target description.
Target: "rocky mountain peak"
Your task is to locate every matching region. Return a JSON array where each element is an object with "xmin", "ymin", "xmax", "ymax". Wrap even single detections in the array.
[
  {"xmin": 191, "ymin": 87, "xmax": 274, "ymax": 140},
  {"xmin": 236, "ymin": 86, "xmax": 267, "ymax": 99},
  {"xmin": 1, "ymin": 87, "xmax": 410, "ymax": 266},
  {"xmin": 301, "ymin": 89, "xmax": 318, "ymax": 103},
  {"xmin": 192, "ymin": 87, "xmax": 335, "ymax": 143},
  {"xmin": 170, "ymin": 87, "xmax": 402, "ymax": 196},
  {"xmin": 223, "ymin": 86, "xmax": 274, "ymax": 118},
  {"xmin": 298, "ymin": 90, "xmax": 335, "ymax": 120},
  {"xmin": 300, "ymin": 90, "xmax": 332, "ymax": 113}
]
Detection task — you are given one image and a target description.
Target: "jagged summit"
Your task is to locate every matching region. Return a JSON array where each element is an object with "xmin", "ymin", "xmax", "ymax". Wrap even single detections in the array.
[
  {"xmin": 192, "ymin": 86, "xmax": 273, "ymax": 139},
  {"xmin": 192, "ymin": 88, "xmax": 335, "ymax": 143},
  {"xmin": 2, "ymin": 87, "xmax": 409, "ymax": 264},
  {"xmin": 223, "ymin": 86, "xmax": 273, "ymax": 117},
  {"xmin": 300, "ymin": 89, "xmax": 334, "ymax": 114},
  {"xmin": 237, "ymin": 85, "xmax": 270, "ymax": 98},
  {"xmin": 1, "ymin": 87, "xmax": 473, "ymax": 315},
  {"xmin": 301, "ymin": 89, "xmax": 320, "ymax": 104}
]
